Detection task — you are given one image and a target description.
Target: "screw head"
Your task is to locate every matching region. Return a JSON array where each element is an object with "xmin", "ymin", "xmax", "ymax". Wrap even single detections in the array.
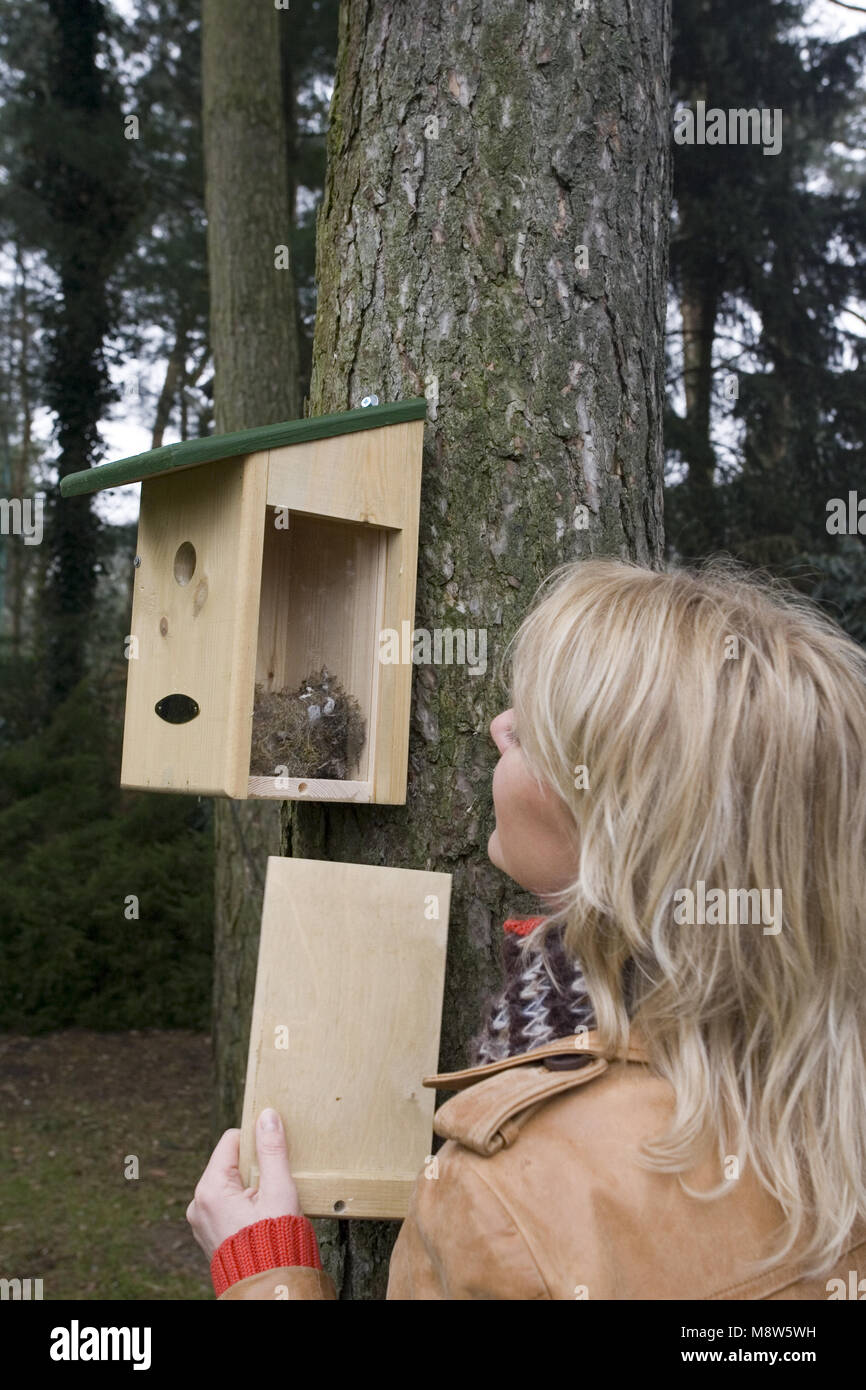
[
  {"xmin": 134, "ymin": 555, "xmax": 142, "ymax": 567},
  {"xmin": 360, "ymin": 394, "xmax": 379, "ymax": 408}
]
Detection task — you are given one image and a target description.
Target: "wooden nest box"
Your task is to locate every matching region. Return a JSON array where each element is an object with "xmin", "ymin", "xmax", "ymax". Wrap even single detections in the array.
[{"xmin": 60, "ymin": 399, "xmax": 427, "ymax": 803}]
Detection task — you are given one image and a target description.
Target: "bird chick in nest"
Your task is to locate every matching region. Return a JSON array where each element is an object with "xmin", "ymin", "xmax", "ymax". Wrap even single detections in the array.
[{"xmin": 250, "ymin": 667, "xmax": 366, "ymax": 780}]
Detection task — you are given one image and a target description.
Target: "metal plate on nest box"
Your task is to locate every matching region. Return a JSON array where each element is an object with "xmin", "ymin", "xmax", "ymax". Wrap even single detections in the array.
[{"xmin": 155, "ymin": 693, "xmax": 200, "ymax": 724}]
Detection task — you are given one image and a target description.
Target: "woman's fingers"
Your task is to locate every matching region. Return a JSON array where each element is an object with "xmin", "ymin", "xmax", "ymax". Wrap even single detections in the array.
[
  {"xmin": 196, "ymin": 1126, "xmax": 244, "ymax": 1198},
  {"xmin": 255, "ymin": 1108, "xmax": 300, "ymax": 1210},
  {"xmin": 186, "ymin": 1113, "xmax": 303, "ymax": 1258}
]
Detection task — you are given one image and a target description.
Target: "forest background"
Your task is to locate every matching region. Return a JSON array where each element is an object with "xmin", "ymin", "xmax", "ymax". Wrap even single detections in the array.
[{"xmin": 0, "ymin": 0, "xmax": 864, "ymax": 1298}]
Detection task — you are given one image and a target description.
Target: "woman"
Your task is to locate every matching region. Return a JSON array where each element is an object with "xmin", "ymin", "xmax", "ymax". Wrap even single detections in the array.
[{"xmin": 187, "ymin": 557, "xmax": 866, "ymax": 1299}]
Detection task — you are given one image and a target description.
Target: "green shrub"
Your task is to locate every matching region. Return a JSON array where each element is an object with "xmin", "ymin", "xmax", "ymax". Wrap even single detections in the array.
[{"xmin": 0, "ymin": 680, "xmax": 213, "ymax": 1031}]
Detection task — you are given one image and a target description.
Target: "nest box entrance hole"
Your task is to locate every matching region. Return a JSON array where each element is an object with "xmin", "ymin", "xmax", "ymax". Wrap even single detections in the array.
[{"xmin": 250, "ymin": 509, "xmax": 386, "ymax": 795}]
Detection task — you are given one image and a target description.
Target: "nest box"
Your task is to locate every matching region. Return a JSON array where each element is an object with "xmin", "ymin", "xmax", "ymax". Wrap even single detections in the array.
[{"xmin": 60, "ymin": 399, "xmax": 427, "ymax": 803}]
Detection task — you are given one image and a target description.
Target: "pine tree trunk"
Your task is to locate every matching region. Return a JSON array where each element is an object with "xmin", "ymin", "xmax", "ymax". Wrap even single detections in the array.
[
  {"xmin": 202, "ymin": 0, "xmax": 299, "ymax": 1142},
  {"xmin": 680, "ymin": 265, "xmax": 720, "ymax": 552},
  {"xmin": 289, "ymin": 0, "xmax": 670, "ymax": 1298}
]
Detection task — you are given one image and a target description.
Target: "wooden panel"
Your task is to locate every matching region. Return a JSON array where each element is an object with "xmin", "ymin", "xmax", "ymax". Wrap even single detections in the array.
[
  {"xmin": 373, "ymin": 420, "xmax": 424, "ymax": 802},
  {"xmin": 265, "ymin": 419, "xmax": 421, "ymax": 529},
  {"xmin": 120, "ymin": 453, "xmax": 268, "ymax": 797},
  {"xmin": 247, "ymin": 777, "xmax": 371, "ymax": 802},
  {"xmin": 239, "ymin": 857, "xmax": 452, "ymax": 1220},
  {"xmin": 253, "ymin": 513, "xmax": 385, "ymax": 783},
  {"xmin": 275, "ymin": 1175, "xmax": 420, "ymax": 1220}
]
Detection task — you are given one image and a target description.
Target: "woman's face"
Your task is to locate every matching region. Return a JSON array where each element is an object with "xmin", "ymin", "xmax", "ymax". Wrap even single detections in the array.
[{"xmin": 487, "ymin": 708, "xmax": 580, "ymax": 898}]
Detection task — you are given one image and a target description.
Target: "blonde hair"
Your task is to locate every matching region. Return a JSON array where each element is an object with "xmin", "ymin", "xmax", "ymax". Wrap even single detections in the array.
[{"xmin": 507, "ymin": 555, "xmax": 866, "ymax": 1276}]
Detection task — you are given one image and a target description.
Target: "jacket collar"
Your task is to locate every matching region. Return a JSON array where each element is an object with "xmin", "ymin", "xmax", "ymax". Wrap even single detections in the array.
[
  {"xmin": 423, "ymin": 1027, "xmax": 648, "ymax": 1093},
  {"xmin": 431, "ymin": 1052, "xmax": 611, "ymax": 1156}
]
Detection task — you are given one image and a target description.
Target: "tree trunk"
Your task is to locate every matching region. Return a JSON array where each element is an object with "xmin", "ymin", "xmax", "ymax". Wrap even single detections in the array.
[
  {"xmin": 10, "ymin": 243, "xmax": 33, "ymax": 654},
  {"xmin": 202, "ymin": 0, "xmax": 300, "ymax": 1142},
  {"xmin": 287, "ymin": 0, "xmax": 670, "ymax": 1298},
  {"xmin": 39, "ymin": 0, "xmax": 137, "ymax": 707},
  {"xmin": 151, "ymin": 324, "xmax": 187, "ymax": 450},
  {"xmin": 679, "ymin": 260, "xmax": 720, "ymax": 553}
]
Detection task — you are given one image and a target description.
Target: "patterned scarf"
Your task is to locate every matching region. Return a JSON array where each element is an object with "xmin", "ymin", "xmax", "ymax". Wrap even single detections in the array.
[{"xmin": 466, "ymin": 917, "xmax": 599, "ymax": 1066}]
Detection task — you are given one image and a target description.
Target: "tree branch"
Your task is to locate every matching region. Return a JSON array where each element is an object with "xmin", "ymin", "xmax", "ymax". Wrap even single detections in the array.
[{"xmin": 842, "ymin": 305, "xmax": 866, "ymax": 328}]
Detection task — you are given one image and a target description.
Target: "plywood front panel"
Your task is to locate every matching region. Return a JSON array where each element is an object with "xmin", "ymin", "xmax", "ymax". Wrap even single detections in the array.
[
  {"xmin": 120, "ymin": 453, "xmax": 268, "ymax": 797},
  {"xmin": 239, "ymin": 857, "xmax": 452, "ymax": 1220}
]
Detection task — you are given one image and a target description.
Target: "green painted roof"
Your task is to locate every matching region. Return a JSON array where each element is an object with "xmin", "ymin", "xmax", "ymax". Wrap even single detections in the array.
[{"xmin": 60, "ymin": 397, "xmax": 428, "ymax": 498}]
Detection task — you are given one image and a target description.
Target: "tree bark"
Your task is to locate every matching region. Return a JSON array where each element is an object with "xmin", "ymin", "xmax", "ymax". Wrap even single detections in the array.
[
  {"xmin": 202, "ymin": 0, "xmax": 300, "ymax": 1143},
  {"xmin": 289, "ymin": 0, "xmax": 670, "ymax": 1298}
]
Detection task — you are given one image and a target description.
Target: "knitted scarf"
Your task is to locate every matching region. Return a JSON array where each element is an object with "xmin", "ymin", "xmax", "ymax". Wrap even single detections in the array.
[{"xmin": 466, "ymin": 917, "xmax": 599, "ymax": 1067}]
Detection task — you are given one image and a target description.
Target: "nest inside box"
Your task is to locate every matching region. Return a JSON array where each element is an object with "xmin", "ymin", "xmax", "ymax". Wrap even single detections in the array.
[{"xmin": 250, "ymin": 667, "xmax": 367, "ymax": 780}]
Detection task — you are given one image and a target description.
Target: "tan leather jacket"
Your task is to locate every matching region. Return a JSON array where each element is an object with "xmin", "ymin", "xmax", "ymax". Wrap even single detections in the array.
[{"xmin": 220, "ymin": 1031, "xmax": 866, "ymax": 1300}]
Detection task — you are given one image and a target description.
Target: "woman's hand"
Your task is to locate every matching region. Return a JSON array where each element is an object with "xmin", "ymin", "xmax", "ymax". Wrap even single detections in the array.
[{"xmin": 186, "ymin": 1108, "xmax": 303, "ymax": 1261}]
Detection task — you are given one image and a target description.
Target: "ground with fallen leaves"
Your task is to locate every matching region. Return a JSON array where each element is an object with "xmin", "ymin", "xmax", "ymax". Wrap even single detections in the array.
[{"xmin": 0, "ymin": 1030, "xmax": 214, "ymax": 1300}]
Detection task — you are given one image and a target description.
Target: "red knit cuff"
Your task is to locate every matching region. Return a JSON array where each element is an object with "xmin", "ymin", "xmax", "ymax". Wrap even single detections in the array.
[
  {"xmin": 503, "ymin": 916, "xmax": 546, "ymax": 936},
  {"xmin": 211, "ymin": 1215, "xmax": 323, "ymax": 1297}
]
